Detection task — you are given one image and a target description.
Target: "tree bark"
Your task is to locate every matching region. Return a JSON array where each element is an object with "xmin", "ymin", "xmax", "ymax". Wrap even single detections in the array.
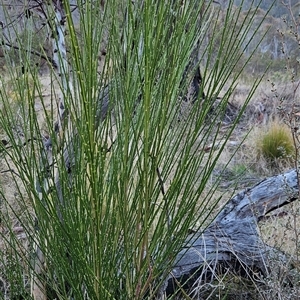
[{"xmin": 161, "ymin": 169, "xmax": 299, "ymax": 296}]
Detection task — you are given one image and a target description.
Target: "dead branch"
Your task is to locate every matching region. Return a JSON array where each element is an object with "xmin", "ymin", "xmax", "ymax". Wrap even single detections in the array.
[
  {"xmin": 0, "ymin": 40, "xmax": 56, "ymax": 67},
  {"xmin": 161, "ymin": 169, "xmax": 299, "ymax": 296}
]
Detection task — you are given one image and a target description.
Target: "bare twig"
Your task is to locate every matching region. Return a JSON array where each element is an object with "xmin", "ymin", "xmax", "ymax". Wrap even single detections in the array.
[
  {"xmin": 0, "ymin": 168, "xmax": 21, "ymax": 178},
  {"xmin": 156, "ymin": 167, "xmax": 171, "ymax": 231},
  {"xmin": 0, "ymin": 40, "xmax": 56, "ymax": 67}
]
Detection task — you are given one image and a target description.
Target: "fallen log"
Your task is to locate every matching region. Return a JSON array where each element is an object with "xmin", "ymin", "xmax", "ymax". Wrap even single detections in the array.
[{"xmin": 161, "ymin": 169, "xmax": 300, "ymax": 296}]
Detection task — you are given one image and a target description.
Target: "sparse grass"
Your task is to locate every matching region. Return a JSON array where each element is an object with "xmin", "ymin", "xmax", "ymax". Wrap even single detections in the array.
[{"xmin": 190, "ymin": 273, "xmax": 261, "ymax": 300}]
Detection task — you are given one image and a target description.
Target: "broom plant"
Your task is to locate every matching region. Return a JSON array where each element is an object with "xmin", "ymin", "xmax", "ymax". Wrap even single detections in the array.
[{"xmin": 0, "ymin": 0, "xmax": 270, "ymax": 299}]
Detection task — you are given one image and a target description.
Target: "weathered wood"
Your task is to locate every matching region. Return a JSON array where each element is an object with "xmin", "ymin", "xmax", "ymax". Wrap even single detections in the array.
[{"xmin": 161, "ymin": 169, "xmax": 299, "ymax": 296}]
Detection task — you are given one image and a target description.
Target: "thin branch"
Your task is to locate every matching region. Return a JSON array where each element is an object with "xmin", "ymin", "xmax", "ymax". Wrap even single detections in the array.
[
  {"xmin": 156, "ymin": 167, "xmax": 171, "ymax": 230},
  {"xmin": 0, "ymin": 168, "xmax": 21, "ymax": 178},
  {"xmin": 0, "ymin": 40, "xmax": 56, "ymax": 67},
  {"xmin": 0, "ymin": 137, "xmax": 42, "ymax": 152}
]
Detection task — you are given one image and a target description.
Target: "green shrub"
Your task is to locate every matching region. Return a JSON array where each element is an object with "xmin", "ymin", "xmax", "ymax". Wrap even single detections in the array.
[
  {"xmin": 257, "ymin": 121, "xmax": 294, "ymax": 160},
  {"xmin": 0, "ymin": 1, "xmax": 269, "ymax": 299}
]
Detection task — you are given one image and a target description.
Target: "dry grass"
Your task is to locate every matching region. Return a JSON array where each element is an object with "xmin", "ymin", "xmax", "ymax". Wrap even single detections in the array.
[{"xmin": 186, "ymin": 76, "xmax": 300, "ymax": 298}]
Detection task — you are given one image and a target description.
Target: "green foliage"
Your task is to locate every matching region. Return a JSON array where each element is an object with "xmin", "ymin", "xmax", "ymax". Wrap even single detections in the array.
[
  {"xmin": 257, "ymin": 121, "xmax": 295, "ymax": 160},
  {"xmin": 231, "ymin": 163, "xmax": 249, "ymax": 177},
  {"xmin": 0, "ymin": 0, "xmax": 269, "ymax": 299},
  {"xmin": 5, "ymin": 17, "xmax": 49, "ymax": 71}
]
